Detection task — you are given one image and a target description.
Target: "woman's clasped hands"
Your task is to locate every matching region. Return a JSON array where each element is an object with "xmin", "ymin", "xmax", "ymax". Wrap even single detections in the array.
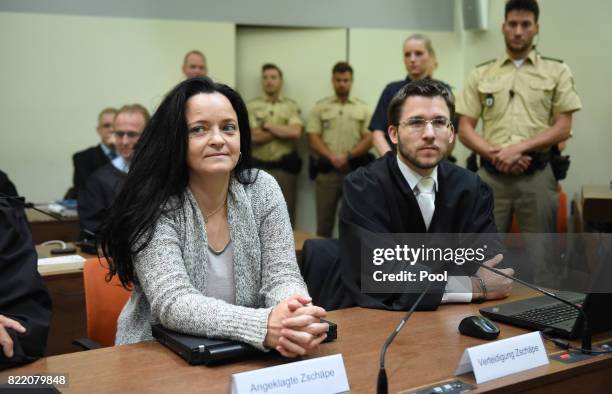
[{"xmin": 265, "ymin": 294, "xmax": 329, "ymax": 358}]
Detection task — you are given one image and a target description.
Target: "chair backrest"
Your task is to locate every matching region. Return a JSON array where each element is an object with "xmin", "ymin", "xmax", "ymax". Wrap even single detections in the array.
[
  {"xmin": 510, "ymin": 189, "xmax": 568, "ymax": 233},
  {"xmin": 82, "ymin": 257, "xmax": 131, "ymax": 347},
  {"xmin": 300, "ymin": 239, "xmax": 340, "ymax": 305}
]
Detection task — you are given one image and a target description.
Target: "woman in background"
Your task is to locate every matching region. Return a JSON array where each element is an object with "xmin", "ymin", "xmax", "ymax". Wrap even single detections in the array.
[
  {"xmin": 99, "ymin": 77, "xmax": 328, "ymax": 357},
  {"xmin": 371, "ymin": 33, "xmax": 457, "ymax": 160}
]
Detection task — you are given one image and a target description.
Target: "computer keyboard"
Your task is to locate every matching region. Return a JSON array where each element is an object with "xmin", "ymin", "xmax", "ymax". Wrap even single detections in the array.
[{"xmin": 511, "ymin": 302, "xmax": 579, "ymax": 325}]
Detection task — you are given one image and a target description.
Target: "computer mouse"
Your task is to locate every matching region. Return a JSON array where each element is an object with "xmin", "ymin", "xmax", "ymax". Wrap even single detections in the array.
[{"xmin": 458, "ymin": 315, "xmax": 500, "ymax": 340}]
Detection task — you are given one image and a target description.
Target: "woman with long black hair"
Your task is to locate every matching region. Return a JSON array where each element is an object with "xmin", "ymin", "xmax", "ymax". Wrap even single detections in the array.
[{"xmin": 99, "ymin": 77, "xmax": 328, "ymax": 357}]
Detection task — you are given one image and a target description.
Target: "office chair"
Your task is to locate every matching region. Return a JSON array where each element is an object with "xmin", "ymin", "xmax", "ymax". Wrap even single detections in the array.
[
  {"xmin": 73, "ymin": 257, "xmax": 131, "ymax": 349},
  {"xmin": 510, "ymin": 189, "xmax": 568, "ymax": 233}
]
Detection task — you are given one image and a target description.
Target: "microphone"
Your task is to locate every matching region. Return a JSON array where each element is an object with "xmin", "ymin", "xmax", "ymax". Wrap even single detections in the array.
[
  {"xmin": 377, "ymin": 280, "xmax": 435, "ymax": 394},
  {"xmin": 472, "ymin": 257, "xmax": 593, "ymax": 354},
  {"xmin": 509, "ymin": 89, "xmax": 515, "ymax": 98},
  {"xmin": 0, "ymin": 192, "xmax": 65, "ymax": 222},
  {"xmin": 1, "ymin": 192, "xmax": 84, "ymax": 254}
]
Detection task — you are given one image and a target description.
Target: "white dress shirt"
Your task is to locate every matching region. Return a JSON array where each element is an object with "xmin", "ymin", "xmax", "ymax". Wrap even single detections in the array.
[
  {"xmin": 111, "ymin": 156, "xmax": 130, "ymax": 174},
  {"xmin": 396, "ymin": 155, "xmax": 472, "ymax": 303}
]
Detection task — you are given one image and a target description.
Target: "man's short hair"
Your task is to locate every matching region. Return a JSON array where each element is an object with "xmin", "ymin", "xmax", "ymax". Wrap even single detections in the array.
[
  {"xmin": 262, "ymin": 63, "xmax": 283, "ymax": 78},
  {"xmin": 116, "ymin": 104, "xmax": 151, "ymax": 124},
  {"xmin": 98, "ymin": 107, "xmax": 118, "ymax": 124},
  {"xmin": 387, "ymin": 79, "xmax": 455, "ymax": 126},
  {"xmin": 183, "ymin": 50, "xmax": 206, "ymax": 65},
  {"xmin": 332, "ymin": 61, "xmax": 353, "ymax": 75},
  {"xmin": 505, "ymin": 0, "xmax": 540, "ymax": 22}
]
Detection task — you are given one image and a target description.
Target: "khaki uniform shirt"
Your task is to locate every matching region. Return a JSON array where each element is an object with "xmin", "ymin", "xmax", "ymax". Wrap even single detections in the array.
[
  {"xmin": 307, "ymin": 96, "xmax": 371, "ymax": 154},
  {"xmin": 247, "ymin": 95, "xmax": 303, "ymax": 162},
  {"xmin": 456, "ymin": 50, "xmax": 582, "ymax": 148}
]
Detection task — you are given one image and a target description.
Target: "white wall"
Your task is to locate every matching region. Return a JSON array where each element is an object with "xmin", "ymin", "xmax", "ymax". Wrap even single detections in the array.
[{"xmin": 0, "ymin": 11, "xmax": 235, "ymax": 202}]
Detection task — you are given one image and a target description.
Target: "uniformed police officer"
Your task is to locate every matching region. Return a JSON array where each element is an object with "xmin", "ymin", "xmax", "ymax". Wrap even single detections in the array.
[
  {"xmin": 247, "ymin": 63, "xmax": 304, "ymax": 226},
  {"xmin": 370, "ymin": 34, "xmax": 440, "ymax": 156},
  {"xmin": 307, "ymin": 62, "xmax": 372, "ymax": 237},
  {"xmin": 456, "ymin": 0, "xmax": 582, "ymax": 282}
]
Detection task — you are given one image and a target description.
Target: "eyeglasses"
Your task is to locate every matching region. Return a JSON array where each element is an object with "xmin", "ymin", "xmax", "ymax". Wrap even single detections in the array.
[
  {"xmin": 398, "ymin": 117, "xmax": 451, "ymax": 134},
  {"xmin": 113, "ymin": 130, "xmax": 141, "ymax": 139}
]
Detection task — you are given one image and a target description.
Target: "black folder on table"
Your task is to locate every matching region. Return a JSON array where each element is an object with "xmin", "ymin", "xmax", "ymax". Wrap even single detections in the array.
[{"xmin": 152, "ymin": 320, "xmax": 337, "ymax": 366}]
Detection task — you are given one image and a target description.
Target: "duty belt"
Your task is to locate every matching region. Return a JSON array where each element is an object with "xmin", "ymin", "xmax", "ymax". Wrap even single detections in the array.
[{"xmin": 481, "ymin": 151, "xmax": 550, "ymax": 176}]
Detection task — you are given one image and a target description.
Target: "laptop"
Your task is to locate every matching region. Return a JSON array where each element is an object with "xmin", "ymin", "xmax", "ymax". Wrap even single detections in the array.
[
  {"xmin": 152, "ymin": 319, "xmax": 337, "ymax": 365},
  {"xmin": 480, "ymin": 292, "xmax": 612, "ymax": 339}
]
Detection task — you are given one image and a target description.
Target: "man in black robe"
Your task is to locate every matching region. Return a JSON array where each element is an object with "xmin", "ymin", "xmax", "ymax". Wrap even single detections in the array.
[
  {"xmin": 0, "ymin": 198, "xmax": 52, "ymax": 370},
  {"xmin": 336, "ymin": 79, "xmax": 514, "ymax": 311}
]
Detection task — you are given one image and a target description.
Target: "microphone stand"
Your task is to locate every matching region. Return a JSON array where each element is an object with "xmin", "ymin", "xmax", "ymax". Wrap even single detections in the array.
[
  {"xmin": 377, "ymin": 281, "xmax": 434, "ymax": 394},
  {"xmin": 0, "ymin": 193, "xmax": 65, "ymax": 222}
]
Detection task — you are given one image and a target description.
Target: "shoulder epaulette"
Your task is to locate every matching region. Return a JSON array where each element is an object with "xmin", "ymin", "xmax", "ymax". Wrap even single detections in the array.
[
  {"xmin": 541, "ymin": 56, "xmax": 564, "ymax": 63},
  {"xmin": 476, "ymin": 59, "xmax": 496, "ymax": 68},
  {"xmin": 315, "ymin": 97, "xmax": 329, "ymax": 104}
]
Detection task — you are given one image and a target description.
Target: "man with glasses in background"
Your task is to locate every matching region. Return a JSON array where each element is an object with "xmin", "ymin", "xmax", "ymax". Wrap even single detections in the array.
[
  {"xmin": 78, "ymin": 104, "xmax": 150, "ymax": 237},
  {"xmin": 333, "ymin": 79, "xmax": 513, "ymax": 311}
]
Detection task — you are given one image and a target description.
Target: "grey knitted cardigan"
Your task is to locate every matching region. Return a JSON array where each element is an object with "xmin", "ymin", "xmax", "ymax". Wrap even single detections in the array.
[{"xmin": 115, "ymin": 171, "xmax": 309, "ymax": 349}]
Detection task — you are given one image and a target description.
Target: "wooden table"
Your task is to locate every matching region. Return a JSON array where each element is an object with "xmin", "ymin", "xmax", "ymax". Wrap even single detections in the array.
[
  {"xmin": 3, "ymin": 288, "xmax": 611, "ymax": 393},
  {"xmin": 26, "ymin": 208, "xmax": 80, "ymax": 244}
]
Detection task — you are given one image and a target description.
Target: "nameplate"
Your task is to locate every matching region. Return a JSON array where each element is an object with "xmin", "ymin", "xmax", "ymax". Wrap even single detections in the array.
[
  {"xmin": 231, "ymin": 354, "xmax": 349, "ymax": 394},
  {"xmin": 455, "ymin": 331, "xmax": 549, "ymax": 384}
]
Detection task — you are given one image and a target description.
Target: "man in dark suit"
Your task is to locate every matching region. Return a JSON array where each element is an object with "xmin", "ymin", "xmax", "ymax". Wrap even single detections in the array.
[
  {"xmin": 67, "ymin": 107, "xmax": 118, "ymax": 199},
  {"xmin": 336, "ymin": 79, "xmax": 514, "ymax": 311},
  {"xmin": 78, "ymin": 104, "xmax": 149, "ymax": 237},
  {"xmin": 0, "ymin": 198, "xmax": 52, "ymax": 370}
]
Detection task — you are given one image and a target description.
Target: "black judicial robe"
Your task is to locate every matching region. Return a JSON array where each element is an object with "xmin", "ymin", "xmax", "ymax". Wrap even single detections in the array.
[
  {"xmin": 77, "ymin": 163, "xmax": 126, "ymax": 236},
  {"xmin": 337, "ymin": 152, "xmax": 500, "ymax": 311},
  {"xmin": 0, "ymin": 200, "xmax": 52, "ymax": 370}
]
